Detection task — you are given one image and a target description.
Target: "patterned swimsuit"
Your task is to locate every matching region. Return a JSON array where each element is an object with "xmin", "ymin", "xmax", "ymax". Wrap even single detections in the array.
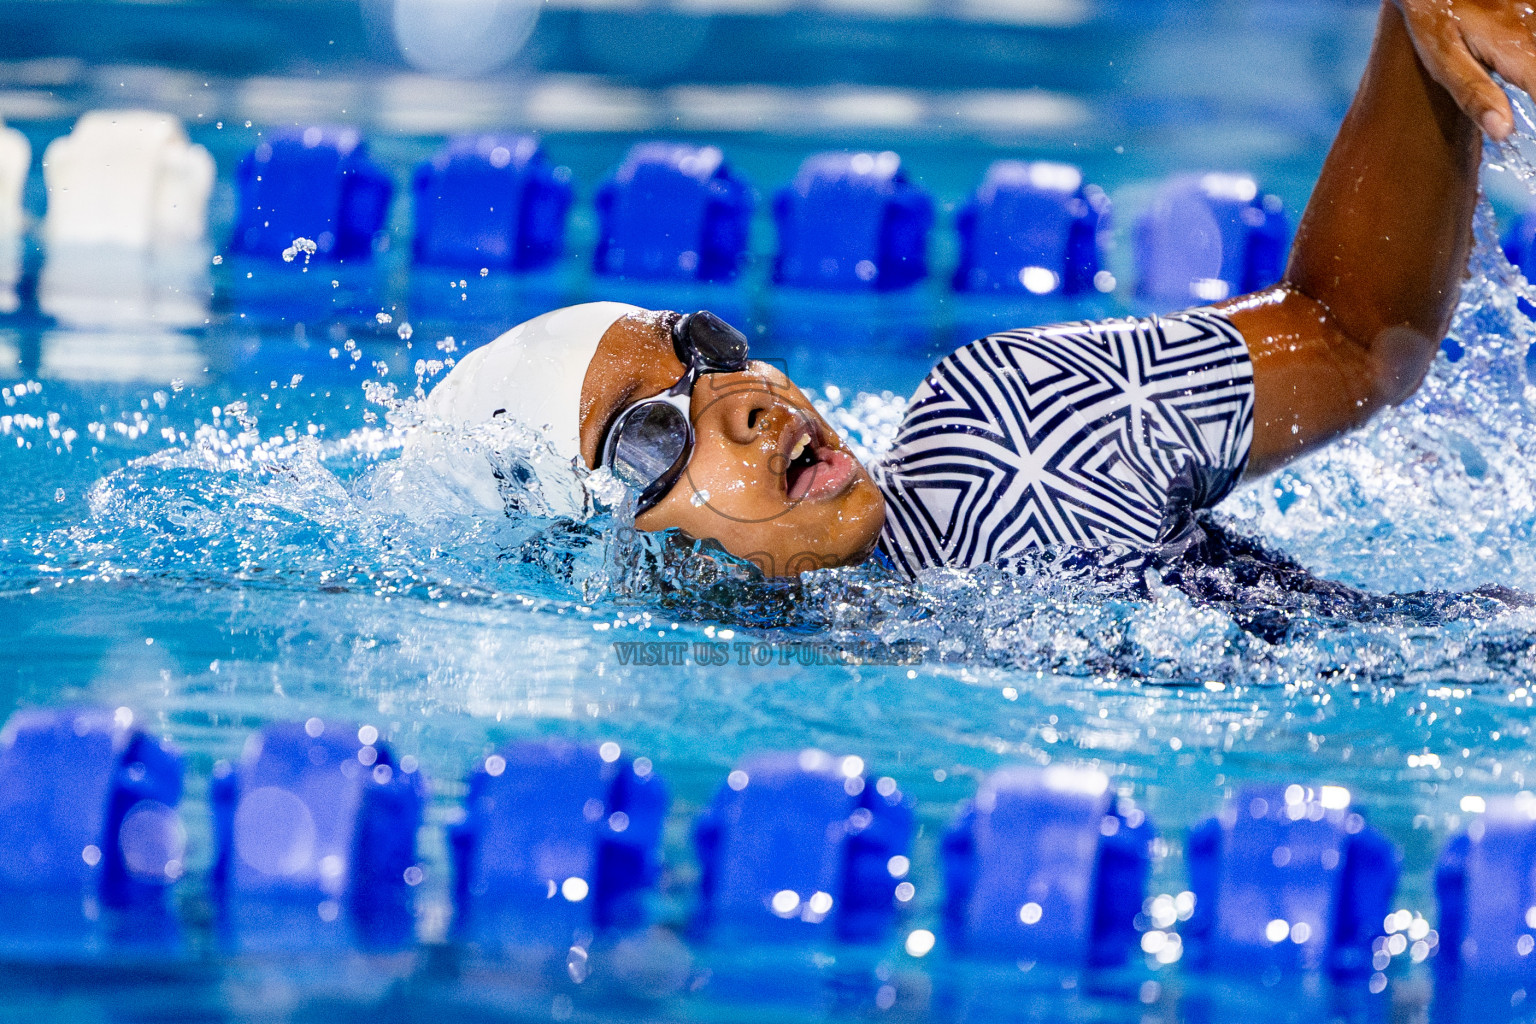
[{"xmin": 873, "ymin": 309, "xmax": 1255, "ymax": 577}]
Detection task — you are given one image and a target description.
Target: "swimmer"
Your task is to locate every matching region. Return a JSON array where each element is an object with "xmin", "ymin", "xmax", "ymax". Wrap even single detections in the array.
[{"xmin": 424, "ymin": 0, "xmax": 1536, "ymax": 579}]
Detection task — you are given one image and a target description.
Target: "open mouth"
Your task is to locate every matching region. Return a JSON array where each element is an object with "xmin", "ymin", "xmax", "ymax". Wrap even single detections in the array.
[{"xmin": 781, "ymin": 418, "xmax": 856, "ymax": 503}]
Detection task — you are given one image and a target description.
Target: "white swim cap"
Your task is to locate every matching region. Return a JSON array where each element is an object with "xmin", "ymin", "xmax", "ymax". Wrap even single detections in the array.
[
  {"xmin": 406, "ymin": 301, "xmax": 644, "ymax": 520},
  {"xmin": 423, "ymin": 300, "xmax": 643, "ymax": 463}
]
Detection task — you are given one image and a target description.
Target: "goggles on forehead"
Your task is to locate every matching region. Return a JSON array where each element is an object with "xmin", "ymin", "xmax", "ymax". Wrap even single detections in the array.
[{"xmin": 598, "ymin": 310, "xmax": 751, "ymax": 515}]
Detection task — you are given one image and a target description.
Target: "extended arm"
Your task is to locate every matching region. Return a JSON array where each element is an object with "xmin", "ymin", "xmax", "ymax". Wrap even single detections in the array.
[{"xmin": 1223, "ymin": 0, "xmax": 1536, "ymax": 476}]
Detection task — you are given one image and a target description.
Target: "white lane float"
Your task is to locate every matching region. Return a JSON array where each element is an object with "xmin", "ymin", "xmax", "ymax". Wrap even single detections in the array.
[
  {"xmin": 39, "ymin": 111, "xmax": 214, "ymax": 328},
  {"xmin": 0, "ymin": 118, "xmax": 27, "ymax": 314},
  {"xmin": 0, "ymin": 117, "xmax": 28, "ymax": 238},
  {"xmin": 42, "ymin": 109, "xmax": 214, "ymax": 248}
]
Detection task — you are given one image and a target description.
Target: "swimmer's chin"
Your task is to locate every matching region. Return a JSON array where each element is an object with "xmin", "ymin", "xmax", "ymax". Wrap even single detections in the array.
[
  {"xmin": 832, "ymin": 523, "xmax": 884, "ymax": 571},
  {"xmin": 636, "ymin": 487, "xmax": 887, "ymax": 578}
]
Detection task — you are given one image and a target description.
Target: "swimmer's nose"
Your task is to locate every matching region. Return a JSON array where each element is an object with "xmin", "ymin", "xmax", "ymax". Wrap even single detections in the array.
[{"xmin": 718, "ymin": 389, "xmax": 775, "ymax": 446}]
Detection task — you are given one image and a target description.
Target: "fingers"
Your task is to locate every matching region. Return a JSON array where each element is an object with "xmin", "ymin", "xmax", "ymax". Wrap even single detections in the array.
[
  {"xmin": 1414, "ymin": 17, "xmax": 1516, "ymax": 139},
  {"xmin": 1470, "ymin": 30, "xmax": 1536, "ymax": 131}
]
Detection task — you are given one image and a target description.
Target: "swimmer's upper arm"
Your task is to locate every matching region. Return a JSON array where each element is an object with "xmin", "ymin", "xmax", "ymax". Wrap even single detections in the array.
[
  {"xmin": 1216, "ymin": 0, "xmax": 1485, "ymax": 477},
  {"xmin": 1223, "ymin": 288, "xmax": 1377, "ymax": 477}
]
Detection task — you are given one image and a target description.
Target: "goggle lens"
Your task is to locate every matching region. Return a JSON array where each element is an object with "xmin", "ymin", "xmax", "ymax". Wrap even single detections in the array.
[
  {"xmin": 607, "ymin": 401, "xmax": 690, "ymax": 492},
  {"xmin": 600, "ymin": 310, "xmax": 750, "ymax": 513},
  {"xmin": 675, "ymin": 310, "xmax": 749, "ymax": 372}
]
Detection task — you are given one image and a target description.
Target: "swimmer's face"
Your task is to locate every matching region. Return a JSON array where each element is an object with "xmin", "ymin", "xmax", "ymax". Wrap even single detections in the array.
[{"xmin": 579, "ymin": 311, "xmax": 886, "ymax": 576}]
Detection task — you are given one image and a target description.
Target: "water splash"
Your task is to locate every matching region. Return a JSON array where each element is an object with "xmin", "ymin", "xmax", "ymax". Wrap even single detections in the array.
[
  {"xmin": 14, "ymin": 126, "xmax": 1536, "ymax": 687},
  {"xmin": 1221, "ymin": 207, "xmax": 1536, "ymax": 592},
  {"xmin": 11, "ymin": 370, "xmax": 623, "ymax": 613}
]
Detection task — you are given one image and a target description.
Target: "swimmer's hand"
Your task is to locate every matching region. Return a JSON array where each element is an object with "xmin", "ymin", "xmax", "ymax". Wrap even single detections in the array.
[{"xmin": 1396, "ymin": 0, "xmax": 1536, "ymax": 140}]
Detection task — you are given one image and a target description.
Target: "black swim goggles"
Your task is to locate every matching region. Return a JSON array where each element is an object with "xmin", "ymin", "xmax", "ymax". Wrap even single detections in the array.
[{"xmin": 598, "ymin": 310, "xmax": 751, "ymax": 514}]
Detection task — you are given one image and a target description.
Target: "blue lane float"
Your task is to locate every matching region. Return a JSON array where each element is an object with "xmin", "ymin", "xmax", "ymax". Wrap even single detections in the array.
[
  {"xmin": 0, "ymin": 698, "xmax": 1498, "ymax": 996},
  {"xmin": 413, "ymin": 135, "xmax": 572, "ymax": 272},
  {"xmin": 450, "ymin": 739, "xmax": 668, "ymax": 954},
  {"xmin": 1133, "ymin": 172, "xmax": 1288, "ymax": 308},
  {"xmin": 953, "ymin": 160, "xmax": 1111, "ymax": 297},
  {"xmin": 693, "ymin": 750, "xmax": 914, "ymax": 943},
  {"xmin": 1501, "ymin": 213, "xmax": 1536, "ymax": 320},
  {"xmin": 940, "ymin": 765, "xmax": 1152, "ymax": 965},
  {"xmin": 1184, "ymin": 784, "xmax": 1398, "ymax": 978},
  {"xmin": 210, "ymin": 719, "xmax": 424, "ymax": 952},
  {"xmin": 773, "ymin": 151, "xmax": 933, "ymax": 291},
  {"xmin": 231, "ymin": 126, "xmax": 393, "ymax": 262},
  {"xmin": 593, "ymin": 142, "xmax": 754, "ymax": 282},
  {"xmin": 1436, "ymin": 794, "xmax": 1536, "ymax": 980},
  {"xmin": 1503, "ymin": 212, "xmax": 1536, "ymax": 279},
  {"xmin": 0, "ymin": 706, "xmax": 185, "ymax": 958}
]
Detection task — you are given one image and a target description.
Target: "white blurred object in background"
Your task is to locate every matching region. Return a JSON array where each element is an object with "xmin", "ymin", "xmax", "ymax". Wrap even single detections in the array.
[
  {"xmin": 40, "ymin": 244, "xmax": 211, "ymax": 330},
  {"xmin": 42, "ymin": 110, "xmax": 214, "ymax": 248},
  {"xmin": 0, "ymin": 241, "xmax": 17, "ymax": 315},
  {"xmin": 39, "ymin": 330, "xmax": 208, "ymax": 384},
  {"xmin": 0, "ymin": 119, "xmax": 26, "ymax": 314},
  {"xmin": 0, "ymin": 118, "xmax": 29, "ymax": 238},
  {"xmin": 387, "ymin": 0, "xmax": 541, "ymax": 77}
]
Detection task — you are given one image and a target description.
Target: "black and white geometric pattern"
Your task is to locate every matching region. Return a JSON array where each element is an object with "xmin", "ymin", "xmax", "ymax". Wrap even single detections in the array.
[{"xmin": 873, "ymin": 309, "xmax": 1254, "ymax": 576}]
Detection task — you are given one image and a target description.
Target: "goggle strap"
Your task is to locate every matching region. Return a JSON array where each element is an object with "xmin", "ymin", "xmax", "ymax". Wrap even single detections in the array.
[{"xmin": 670, "ymin": 313, "xmax": 694, "ymax": 366}]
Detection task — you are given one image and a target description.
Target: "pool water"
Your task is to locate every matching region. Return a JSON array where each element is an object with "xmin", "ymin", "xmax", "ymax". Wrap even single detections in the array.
[{"xmin": 8, "ymin": 3, "xmax": 1536, "ymax": 1020}]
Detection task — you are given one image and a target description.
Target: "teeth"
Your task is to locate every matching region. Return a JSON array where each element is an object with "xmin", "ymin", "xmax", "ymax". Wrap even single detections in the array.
[{"xmin": 790, "ymin": 434, "xmax": 810, "ymax": 461}]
